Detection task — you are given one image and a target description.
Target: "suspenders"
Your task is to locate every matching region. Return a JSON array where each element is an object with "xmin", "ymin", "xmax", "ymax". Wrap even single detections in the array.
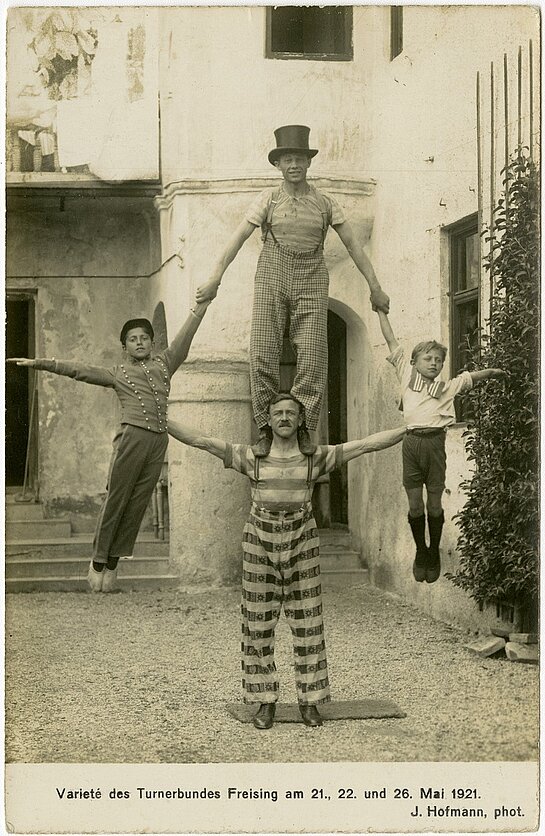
[{"xmin": 262, "ymin": 187, "xmax": 330, "ymax": 248}]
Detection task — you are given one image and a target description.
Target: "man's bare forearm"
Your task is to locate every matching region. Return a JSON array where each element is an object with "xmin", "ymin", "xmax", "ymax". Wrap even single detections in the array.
[
  {"xmin": 341, "ymin": 426, "xmax": 406, "ymax": 464},
  {"xmin": 168, "ymin": 420, "xmax": 227, "ymax": 459}
]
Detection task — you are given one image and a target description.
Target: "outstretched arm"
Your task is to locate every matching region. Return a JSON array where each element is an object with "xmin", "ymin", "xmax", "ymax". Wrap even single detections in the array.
[
  {"xmin": 166, "ymin": 298, "xmax": 212, "ymax": 373},
  {"xmin": 377, "ymin": 310, "xmax": 399, "ymax": 353},
  {"xmin": 469, "ymin": 368, "xmax": 506, "ymax": 384},
  {"xmin": 333, "ymin": 221, "xmax": 390, "ymax": 313},
  {"xmin": 339, "ymin": 426, "xmax": 406, "ymax": 465},
  {"xmin": 196, "ymin": 220, "xmax": 257, "ymax": 303},
  {"xmin": 168, "ymin": 420, "xmax": 227, "ymax": 460},
  {"xmin": 6, "ymin": 357, "xmax": 114, "ymax": 387}
]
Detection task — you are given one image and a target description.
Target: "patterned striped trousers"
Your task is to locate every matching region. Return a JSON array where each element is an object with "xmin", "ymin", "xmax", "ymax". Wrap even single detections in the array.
[
  {"xmin": 250, "ymin": 240, "xmax": 329, "ymax": 431},
  {"xmin": 241, "ymin": 503, "xmax": 331, "ymax": 705}
]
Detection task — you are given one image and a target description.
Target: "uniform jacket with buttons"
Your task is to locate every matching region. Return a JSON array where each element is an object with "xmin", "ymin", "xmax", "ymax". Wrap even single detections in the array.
[{"xmin": 33, "ymin": 315, "xmax": 200, "ymax": 434}]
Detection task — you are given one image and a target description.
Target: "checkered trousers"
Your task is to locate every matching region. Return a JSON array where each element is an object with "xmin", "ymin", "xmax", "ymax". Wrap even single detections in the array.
[
  {"xmin": 250, "ymin": 240, "xmax": 329, "ymax": 431},
  {"xmin": 241, "ymin": 503, "xmax": 331, "ymax": 705}
]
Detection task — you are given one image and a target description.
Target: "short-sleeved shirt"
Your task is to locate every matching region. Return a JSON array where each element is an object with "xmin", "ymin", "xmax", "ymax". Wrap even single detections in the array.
[
  {"xmin": 245, "ymin": 184, "xmax": 345, "ymax": 252},
  {"xmin": 223, "ymin": 443, "xmax": 344, "ymax": 511},
  {"xmin": 387, "ymin": 345, "xmax": 473, "ymax": 429}
]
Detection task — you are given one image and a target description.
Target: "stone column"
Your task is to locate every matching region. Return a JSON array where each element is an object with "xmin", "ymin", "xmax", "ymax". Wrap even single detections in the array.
[{"xmin": 168, "ymin": 360, "xmax": 252, "ymax": 586}]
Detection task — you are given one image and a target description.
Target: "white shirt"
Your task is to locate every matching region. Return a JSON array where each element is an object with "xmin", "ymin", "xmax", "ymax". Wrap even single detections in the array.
[{"xmin": 387, "ymin": 345, "xmax": 473, "ymax": 429}]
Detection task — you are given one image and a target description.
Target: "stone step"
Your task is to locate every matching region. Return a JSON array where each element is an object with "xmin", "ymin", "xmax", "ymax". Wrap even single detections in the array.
[
  {"xmin": 320, "ymin": 549, "xmax": 362, "ymax": 571},
  {"xmin": 6, "ymin": 574, "xmax": 180, "ymax": 594},
  {"xmin": 321, "ymin": 568, "xmax": 369, "ymax": 588},
  {"xmin": 5, "ymin": 535, "xmax": 170, "ymax": 559},
  {"xmin": 318, "ymin": 528, "xmax": 352, "ymax": 546},
  {"xmin": 5, "ymin": 501, "xmax": 46, "ymax": 521},
  {"xmin": 5, "ymin": 555, "xmax": 172, "ymax": 580},
  {"xmin": 6, "ymin": 519, "xmax": 72, "ymax": 540}
]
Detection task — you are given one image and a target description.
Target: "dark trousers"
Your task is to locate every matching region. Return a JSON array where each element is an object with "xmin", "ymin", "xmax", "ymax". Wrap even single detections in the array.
[{"xmin": 93, "ymin": 424, "xmax": 167, "ymax": 562}]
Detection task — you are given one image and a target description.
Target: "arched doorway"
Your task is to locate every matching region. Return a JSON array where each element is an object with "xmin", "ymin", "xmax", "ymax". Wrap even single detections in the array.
[{"xmin": 279, "ymin": 309, "xmax": 348, "ymax": 528}]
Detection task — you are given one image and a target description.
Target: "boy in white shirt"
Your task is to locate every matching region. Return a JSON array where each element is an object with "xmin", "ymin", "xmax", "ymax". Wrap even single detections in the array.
[{"xmin": 377, "ymin": 310, "xmax": 505, "ymax": 584}]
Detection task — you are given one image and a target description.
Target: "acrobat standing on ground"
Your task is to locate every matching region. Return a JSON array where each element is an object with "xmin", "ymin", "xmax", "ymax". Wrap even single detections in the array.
[{"xmin": 169, "ymin": 392, "xmax": 405, "ymax": 728}]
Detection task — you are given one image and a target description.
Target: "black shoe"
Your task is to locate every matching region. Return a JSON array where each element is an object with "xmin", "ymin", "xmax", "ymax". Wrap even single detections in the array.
[
  {"xmin": 298, "ymin": 426, "xmax": 317, "ymax": 455},
  {"xmin": 299, "ymin": 704, "xmax": 323, "ymax": 727},
  {"xmin": 252, "ymin": 426, "xmax": 272, "ymax": 458},
  {"xmin": 425, "ymin": 546, "xmax": 441, "ymax": 583},
  {"xmin": 253, "ymin": 703, "xmax": 276, "ymax": 729},
  {"xmin": 412, "ymin": 547, "xmax": 428, "ymax": 583}
]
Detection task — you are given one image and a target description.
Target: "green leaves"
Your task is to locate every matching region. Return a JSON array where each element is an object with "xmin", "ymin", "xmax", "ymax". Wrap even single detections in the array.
[
  {"xmin": 447, "ymin": 151, "xmax": 539, "ymax": 613},
  {"xmin": 28, "ymin": 10, "xmax": 98, "ymax": 100}
]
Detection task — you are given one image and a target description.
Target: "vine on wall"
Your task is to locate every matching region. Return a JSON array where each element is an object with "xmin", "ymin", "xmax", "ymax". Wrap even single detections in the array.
[
  {"xmin": 446, "ymin": 150, "xmax": 540, "ymax": 628},
  {"xmin": 27, "ymin": 8, "xmax": 98, "ymax": 100}
]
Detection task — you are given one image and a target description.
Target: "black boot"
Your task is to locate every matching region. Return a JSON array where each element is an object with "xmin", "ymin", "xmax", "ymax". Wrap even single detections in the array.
[
  {"xmin": 253, "ymin": 703, "xmax": 276, "ymax": 729},
  {"xmin": 251, "ymin": 426, "xmax": 272, "ymax": 457},
  {"xmin": 426, "ymin": 512, "xmax": 444, "ymax": 583},
  {"xmin": 298, "ymin": 425, "xmax": 317, "ymax": 455},
  {"xmin": 299, "ymin": 704, "xmax": 323, "ymax": 727},
  {"xmin": 408, "ymin": 513, "xmax": 428, "ymax": 583}
]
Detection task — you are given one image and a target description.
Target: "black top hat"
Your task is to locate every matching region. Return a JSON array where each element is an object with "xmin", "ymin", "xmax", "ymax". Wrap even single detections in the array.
[
  {"xmin": 120, "ymin": 318, "xmax": 154, "ymax": 344},
  {"xmin": 268, "ymin": 125, "xmax": 318, "ymax": 165}
]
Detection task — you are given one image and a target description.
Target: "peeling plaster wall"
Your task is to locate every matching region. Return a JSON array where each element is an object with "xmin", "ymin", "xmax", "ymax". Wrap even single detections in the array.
[
  {"xmin": 7, "ymin": 199, "xmax": 158, "ymax": 528},
  {"xmin": 159, "ymin": 6, "xmax": 376, "ymax": 183}
]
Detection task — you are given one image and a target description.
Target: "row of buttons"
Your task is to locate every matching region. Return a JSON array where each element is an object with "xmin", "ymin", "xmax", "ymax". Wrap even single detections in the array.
[{"xmin": 120, "ymin": 358, "xmax": 170, "ymax": 431}]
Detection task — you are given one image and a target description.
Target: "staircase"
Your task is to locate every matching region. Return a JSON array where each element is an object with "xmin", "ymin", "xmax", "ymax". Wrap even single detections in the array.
[
  {"xmin": 5, "ymin": 502, "xmax": 367, "ymax": 592},
  {"xmin": 318, "ymin": 528, "xmax": 369, "ymax": 588},
  {"xmin": 5, "ymin": 499, "xmax": 178, "ymax": 593}
]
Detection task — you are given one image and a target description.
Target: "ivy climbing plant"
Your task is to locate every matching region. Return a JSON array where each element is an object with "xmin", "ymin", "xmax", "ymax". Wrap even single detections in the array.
[
  {"xmin": 27, "ymin": 8, "xmax": 98, "ymax": 100},
  {"xmin": 446, "ymin": 150, "xmax": 540, "ymax": 627}
]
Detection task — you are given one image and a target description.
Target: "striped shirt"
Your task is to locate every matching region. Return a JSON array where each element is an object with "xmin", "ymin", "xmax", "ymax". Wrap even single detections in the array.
[
  {"xmin": 245, "ymin": 184, "xmax": 345, "ymax": 252},
  {"xmin": 388, "ymin": 345, "xmax": 473, "ymax": 429},
  {"xmin": 223, "ymin": 444, "xmax": 344, "ymax": 511}
]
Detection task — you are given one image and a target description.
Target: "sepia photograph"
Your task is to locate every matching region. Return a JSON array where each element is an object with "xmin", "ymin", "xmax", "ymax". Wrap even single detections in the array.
[{"xmin": 4, "ymin": 2, "xmax": 540, "ymax": 833}]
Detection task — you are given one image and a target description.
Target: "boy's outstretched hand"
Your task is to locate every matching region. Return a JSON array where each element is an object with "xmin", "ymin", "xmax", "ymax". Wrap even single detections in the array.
[{"xmin": 7, "ymin": 358, "xmax": 35, "ymax": 366}]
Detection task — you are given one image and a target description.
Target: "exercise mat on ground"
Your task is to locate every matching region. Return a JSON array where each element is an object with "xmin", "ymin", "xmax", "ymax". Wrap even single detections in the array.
[{"xmin": 226, "ymin": 699, "xmax": 406, "ymax": 723}]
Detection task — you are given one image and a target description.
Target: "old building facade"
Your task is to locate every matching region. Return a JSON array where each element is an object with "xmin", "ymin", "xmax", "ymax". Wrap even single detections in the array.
[{"xmin": 6, "ymin": 6, "xmax": 539, "ymax": 624}]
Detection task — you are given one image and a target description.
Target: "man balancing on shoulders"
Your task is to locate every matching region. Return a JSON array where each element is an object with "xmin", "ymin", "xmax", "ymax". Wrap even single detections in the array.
[
  {"xmin": 195, "ymin": 125, "xmax": 390, "ymax": 457},
  {"xmin": 169, "ymin": 393, "xmax": 405, "ymax": 729}
]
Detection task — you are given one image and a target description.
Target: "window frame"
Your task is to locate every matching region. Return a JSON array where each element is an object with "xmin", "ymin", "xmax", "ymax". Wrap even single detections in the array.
[
  {"xmin": 448, "ymin": 213, "xmax": 480, "ymax": 421},
  {"xmin": 265, "ymin": 6, "xmax": 353, "ymax": 62}
]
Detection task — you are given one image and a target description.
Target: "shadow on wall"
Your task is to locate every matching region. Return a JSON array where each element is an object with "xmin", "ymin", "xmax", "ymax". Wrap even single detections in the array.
[{"xmin": 152, "ymin": 301, "xmax": 168, "ymax": 350}]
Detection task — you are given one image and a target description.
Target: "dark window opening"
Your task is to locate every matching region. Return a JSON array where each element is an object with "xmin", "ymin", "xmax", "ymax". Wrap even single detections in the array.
[
  {"xmin": 390, "ymin": 6, "xmax": 403, "ymax": 61},
  {"xmin": 266, "ymin": 6, "xmax": 353, "ymax": 61},
  {"xmin": 449, "ymin": 216, "xmax": 480, "ymax": 421}
]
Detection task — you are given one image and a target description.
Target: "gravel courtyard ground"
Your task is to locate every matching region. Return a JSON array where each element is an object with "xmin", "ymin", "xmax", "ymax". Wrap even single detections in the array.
[{"xmin": 5, "ymin": 583, "xmax": 539, "ymax": 763}]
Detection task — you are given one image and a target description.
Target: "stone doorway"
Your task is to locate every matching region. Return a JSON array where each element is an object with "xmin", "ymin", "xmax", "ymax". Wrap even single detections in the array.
[
  {"xmin": 279, "ymin": 308, "xmax": 348, "ymax": 528},
  {"xmin": 6, "ymin": 294, "xmax": 37, "ymax": 490}
]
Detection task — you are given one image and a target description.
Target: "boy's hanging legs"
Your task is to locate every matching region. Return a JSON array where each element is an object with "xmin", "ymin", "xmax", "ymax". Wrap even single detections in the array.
[
  {"xmin": 403, "ymin": 431, "xmax": 446, "ymax": 584},
  {"xmin": 93, "ymin": 426, "xmax": 167, "ymax": 567},
  {"xmin": 405, "ymin": 486, "xmax": 428, "ymax": 583},
  {"xmin": 425, "ymin": 488, "xmax": 445, "ymax": 584}
]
